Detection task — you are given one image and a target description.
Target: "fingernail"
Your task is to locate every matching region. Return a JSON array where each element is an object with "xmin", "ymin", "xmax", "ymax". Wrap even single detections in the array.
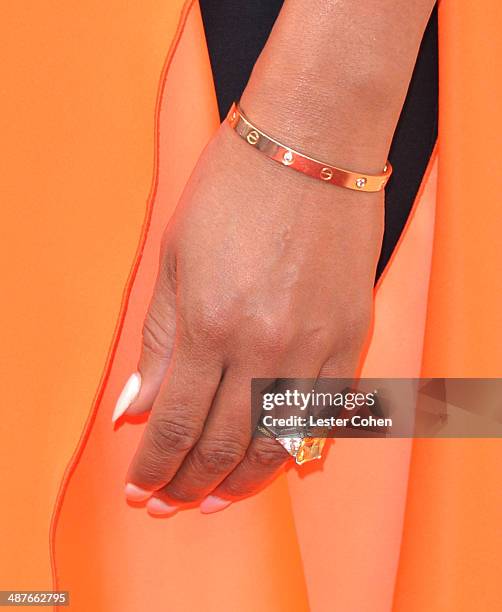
[
  {"xmin": 125, "ymin": 483, "xmax": 151, "ymax": 502},
  {"xmin": 112, "ymin": 372, "xmax": 141, "ymax": 422},
  {"xmin": 147, "ymin": 497, "xmax": 178, "ymax": 517},
  {"xmin": 199, "ymin": 495, "xmax": 232, "ymax": 514}
]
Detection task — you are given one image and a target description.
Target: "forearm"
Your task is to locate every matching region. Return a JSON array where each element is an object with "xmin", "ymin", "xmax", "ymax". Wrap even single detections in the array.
[{"xmin": 241, "ymin": 0, "xmax": 436, "ymax": 172}]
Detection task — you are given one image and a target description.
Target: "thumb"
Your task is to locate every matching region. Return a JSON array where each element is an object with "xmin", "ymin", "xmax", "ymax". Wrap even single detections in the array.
[{"xmin": 112, "ymin": 264, "xmax": 176, "ymax": 422}]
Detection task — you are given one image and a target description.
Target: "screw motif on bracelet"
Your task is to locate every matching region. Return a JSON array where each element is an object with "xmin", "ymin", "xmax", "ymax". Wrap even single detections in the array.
[{"xmin": 227, "ymin": 102, "xmax": 392, "ymax": 192}]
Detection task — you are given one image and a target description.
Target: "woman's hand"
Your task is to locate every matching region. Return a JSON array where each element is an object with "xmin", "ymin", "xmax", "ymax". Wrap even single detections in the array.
[
  {"xmin": 119, "ymin": 121, "xmax": 384, "ymax": 515},
  {"xmin": 115, "ymin": 0, "xmax": 436, "ymax": 515}
]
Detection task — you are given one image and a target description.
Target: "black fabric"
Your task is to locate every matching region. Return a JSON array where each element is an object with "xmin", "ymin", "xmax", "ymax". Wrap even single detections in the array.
[{"xmin": 200, "ymin": 0, "xmax": 438, "ymax": 279}]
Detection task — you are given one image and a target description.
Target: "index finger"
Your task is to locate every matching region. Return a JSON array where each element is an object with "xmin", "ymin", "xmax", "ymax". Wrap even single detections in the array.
[{"xmin": 126, "ymin": 344, "xmax": 222, "ymax": 497}]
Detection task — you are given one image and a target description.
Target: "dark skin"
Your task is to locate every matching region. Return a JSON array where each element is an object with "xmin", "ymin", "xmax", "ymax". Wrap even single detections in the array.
[{"xmin": 117, "ymin": 0, "xmax": 437, "ymax": 515}]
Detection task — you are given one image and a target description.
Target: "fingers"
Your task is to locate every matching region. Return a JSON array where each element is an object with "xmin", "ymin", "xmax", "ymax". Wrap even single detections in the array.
[
  {"xmin": 195, "ymin": 363, "xmax": 324, "ymax": 513},
  {"xmin": 152, "ymin": 368, "xmax": 253, "ymax": 505},
  {"xmin": 126, "ymin": 345, "xmax": 222, "ymax": 496},
  {"xmin": 154, "ymin": 351, "xmax": 327, "ymax": 510},
  {"xmin": 122, "ymin": 335, "xmax": 354, "ymax": 517},
  {"xmin": 112, "ymin": 260, "xmax": 177, "ymax": 422},
  {"xmin": 200, "ymin": 436, "xmax": 290, "ymax": 513},
  {"xmin": 200, "ymin": 356, "xmax": 360, "ymax": 513}
]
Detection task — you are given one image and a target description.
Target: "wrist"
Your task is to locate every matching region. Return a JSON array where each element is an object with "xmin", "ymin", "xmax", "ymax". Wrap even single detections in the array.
[
  {"xmin": 239, "ymin": 0, "xmax": 434, "ymax": 173},
  {"xmin": 227, "ymin": 102, "xmax": 392, "ymax": 193},
  {"xmin": 241, "ymin": 66, "xmax": 396, "ymax": 175}
]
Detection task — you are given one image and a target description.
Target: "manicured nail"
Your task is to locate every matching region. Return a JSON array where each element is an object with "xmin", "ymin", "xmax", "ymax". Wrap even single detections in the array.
[
  {"xmin": 147, "ymin": 497, "xmax": 178, "ymax": 517},
  {"xmin": 124, "ymin": 483, "xmax": 151, "ymax": 502},
  {"xmin": 112, "ymin": 372, "xmax": 141, "ymax": 422},
  {"xmin": 199, "ymin": 496, "xmax": 232, "ymax": 514}
]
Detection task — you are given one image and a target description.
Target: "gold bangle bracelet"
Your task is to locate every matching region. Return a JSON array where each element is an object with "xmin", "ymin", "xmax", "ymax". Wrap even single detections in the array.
[{"xmin": 227, "ymin": 102, "xmax": 392, "ymax": 193}]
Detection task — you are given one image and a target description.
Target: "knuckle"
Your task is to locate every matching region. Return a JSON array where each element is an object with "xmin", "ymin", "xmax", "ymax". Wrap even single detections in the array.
[
  {"xmin": 297, "ymin": 324, "xmax": 333, "ymax": 353},
  {"xmin": 193, "ymin": 441, "xmax": 247, "ymax": 475},
  {"xmin": 183, "ymin": 302, "xmax": 233, "ymax": 343},
  {"xmin": 162, "ymin": 484, "xmax": 199, "ymax": 505},
  {"xmin": 131, "ymin": 448, "xmax": 170, "ymax": 485},
  {"xmin": 142, "ymin": 309, "xmax": 172, "ymax": 359},
  {"xmin": 221, "ymin": 480, "xmax": 253, "ymax": 499},
  {"xmin": 134, "ymin": 455, "xmax": 165, "ymax": 483},
  {"xmin": 248, "ymin": 439, "xmax": 289, "ymax": 469},
  {"xmin": 252, "ymin": 315, "xmax": 292, "ymax": 354},
  {"xmin": 326, "ymin": 303, "xmax": 373, "ymax": 356},
  {"xmin": 344, "ymin": 305, "xmax": 372, "ymax": 345},
  {"xmin": 159, "ymin": 256, "xmax": 177, "ymax": 294},
  {"xmin": 148, "ymin": 414, "xmax": 200, "ymax": 454}
]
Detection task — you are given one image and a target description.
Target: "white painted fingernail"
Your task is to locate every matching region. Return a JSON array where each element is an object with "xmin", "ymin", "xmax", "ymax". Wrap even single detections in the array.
[
  {"xmin": 147, "ymin": 497, "xmax": 178, "ymax": 517},
  {"xmin": 112, "ymin": 372, "xmax": 141, "ymax": 422},
  {"xmin": 199, "ymin": 496, "xmax": 232, "ymax": 514},
  {"xmin": 124, "ymin": 483, "xmax": 151, "ymax": 502}
]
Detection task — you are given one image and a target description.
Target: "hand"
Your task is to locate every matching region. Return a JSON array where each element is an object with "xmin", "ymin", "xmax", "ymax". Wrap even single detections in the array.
[{"xmin": 119, "ymin": 120, "xmax": 384, "ymax": 516}]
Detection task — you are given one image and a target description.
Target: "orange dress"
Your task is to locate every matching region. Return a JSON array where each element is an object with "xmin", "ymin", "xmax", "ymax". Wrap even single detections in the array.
[{"xmin": 1, "ymin": 1, "xmax": 501, "ymax": 610}]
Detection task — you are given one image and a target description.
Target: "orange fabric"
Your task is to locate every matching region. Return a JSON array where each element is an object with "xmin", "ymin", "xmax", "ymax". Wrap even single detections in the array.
[
  {"xmin": 423, "ymin": 0, "xmax": 502, "ymax": 378},
  {"xmin": 0, "ymin": 0, "xmax": 187, "ymax": 591},
  {"xmin": 286, "ymin": 155, "xmax": 439, "ymax": 612},
  {"xmin": 392, "ymin": 1, "xmax": 502, "ymax": 609},
  {"xmin": 53, "ymin": 4, "xmax": 309, "ymax": 610},
  {"xmin": 0, "ymin": 0, "xmax": 500, "ymax": 610}
]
